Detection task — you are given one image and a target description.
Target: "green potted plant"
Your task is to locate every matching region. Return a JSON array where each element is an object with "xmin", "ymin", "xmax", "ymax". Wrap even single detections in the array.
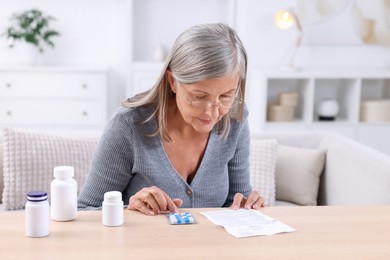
[{"xmin": 2, "ymin": 9, "xmax": 60, "ymax": 53}]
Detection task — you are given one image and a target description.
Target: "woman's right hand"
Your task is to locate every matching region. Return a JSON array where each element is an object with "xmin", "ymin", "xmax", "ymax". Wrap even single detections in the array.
[{"xmin": 127, "ymin": 186, "xmax": 183, "ymax": 216}]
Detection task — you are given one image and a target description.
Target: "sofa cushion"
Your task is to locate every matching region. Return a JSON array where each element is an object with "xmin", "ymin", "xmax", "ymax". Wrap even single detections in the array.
[
  {"xmin": 275, "ymin": 144, "xmax": 326, "ymax": 206},
  {"xmin": 274, "ymin": 200, "xmax": 299, "ymax": 207},
  {"xmin": 249, "ymin": 138, "xmax": 277, "ymax": 206},
  {"xmin": 2, "ymin": 128, "xmax": 99, "ymax": 210}
]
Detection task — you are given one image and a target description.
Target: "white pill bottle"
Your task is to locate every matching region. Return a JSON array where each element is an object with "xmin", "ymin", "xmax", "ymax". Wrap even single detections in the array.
[
  {"xmin": 102, "ymin": 191, "xmax": 124, "ymax": 227},
  {"xmin": 25, "ymin": 190, "xmax": 50, "ymax": 237},
  {"xmin": 51, "ymin": 166, "xmax": 78, "ymax": 221}
]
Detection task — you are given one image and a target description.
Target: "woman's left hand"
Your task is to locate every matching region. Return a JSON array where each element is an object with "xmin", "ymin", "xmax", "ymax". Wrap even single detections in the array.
[{"xmin": 230, "ymin": 191, "xmax": 265, "ymax": 210}]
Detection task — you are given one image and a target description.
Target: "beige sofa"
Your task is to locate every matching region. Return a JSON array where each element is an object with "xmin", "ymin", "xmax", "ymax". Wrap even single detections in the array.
[
  {"xmin": 256, "ymin": 132, "xmax": 390, "ymax": 206},
  {"xmin": 1, "ymin": 129, "xmax": 390, "ymax": 210}
]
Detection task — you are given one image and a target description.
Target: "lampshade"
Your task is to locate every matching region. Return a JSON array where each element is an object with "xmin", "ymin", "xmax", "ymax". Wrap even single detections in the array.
[{"xmin": 274, "ymin": 10, "xmax": 296, "ymax": 30}]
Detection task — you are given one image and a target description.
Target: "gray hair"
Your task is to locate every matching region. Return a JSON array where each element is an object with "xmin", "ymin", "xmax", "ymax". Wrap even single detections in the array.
[{"xmin": 123, "ymin": 23, "xmax": 247, "ymax": 141}]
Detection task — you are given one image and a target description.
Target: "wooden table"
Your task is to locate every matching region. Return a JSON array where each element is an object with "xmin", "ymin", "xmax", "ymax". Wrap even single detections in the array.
[{"xmin": 1, "ymin": 206, "xmax": 390, "ymax": 259}]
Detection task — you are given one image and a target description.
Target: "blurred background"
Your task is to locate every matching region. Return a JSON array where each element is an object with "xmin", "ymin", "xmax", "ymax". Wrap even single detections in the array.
[{"xmin": 0, "ymin": 0, "xmax": 390, "ymax": 155}]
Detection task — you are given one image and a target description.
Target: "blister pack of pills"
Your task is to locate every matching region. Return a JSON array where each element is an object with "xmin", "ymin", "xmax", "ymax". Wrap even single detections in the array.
[{"xmin": 167, "ymin": 212, "xmax": 196, "ymax": 225}]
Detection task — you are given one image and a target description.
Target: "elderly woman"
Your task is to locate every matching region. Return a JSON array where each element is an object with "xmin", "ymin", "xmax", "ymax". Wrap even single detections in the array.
[{"xmin": 78, "ymin": 23, "xmax": 264, "ymax": 215}]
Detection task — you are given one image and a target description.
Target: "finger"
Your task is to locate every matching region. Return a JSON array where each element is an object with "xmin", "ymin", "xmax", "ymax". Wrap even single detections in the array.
[
  {"xmin": 128, "ymin": 195, "xmax": 155, "ymax": 216},
  {"xmin": 137, "ymin": 201, "xmax": 157, "ymax": 216},
  {"xmin": 163, "ymin": 193, "xmax": 179, "ymax": 213},
  {"xmin": 155, "ymin": 198, "xmax": 181, "ymax": 214},
  {"xmin": 244, "ymin": 191, "xmax": 258, "ymax": 209},
  {"xmin": 244, "ymin": 191, "xmax": 263, "ymax": 209},
  {"xmin": 252, "ymin": 196, "xmax": 265, "ymax": 209},
  {"xmin": 173, "ymin": 198, "xmax": 183, "ymax": 208},
  {"xmin": 148, "ymin": 186, "xmax": 180, "ymax": 213},
  {"xmin": 128, "ymin": 187, "xmax": 165, "ymax": 215},
  {"xmin": 132, "ymin": 189, "xmax": 162, "ymax": 215},
  {"xmin": 147, "ymin": 186, "xmax": 169, "ymax": 213},
  {"xmin": 231, "ymin": 193, "xmax": 245, "ymax": 210},
  {"xmin": 146, "ymin": 186, "xmax": 180, "ymax": 214}
]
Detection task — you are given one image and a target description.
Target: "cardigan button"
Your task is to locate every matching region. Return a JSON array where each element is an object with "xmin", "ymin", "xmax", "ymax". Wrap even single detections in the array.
[{"xmin": 186, "ymin": 189, "xmax": 192, "ymax": 195}]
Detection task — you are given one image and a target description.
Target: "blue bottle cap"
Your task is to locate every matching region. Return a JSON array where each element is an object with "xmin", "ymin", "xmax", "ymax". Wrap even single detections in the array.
[{"xmin": 27, "ymin": 191, "xmax": 48, "ymax": 202}]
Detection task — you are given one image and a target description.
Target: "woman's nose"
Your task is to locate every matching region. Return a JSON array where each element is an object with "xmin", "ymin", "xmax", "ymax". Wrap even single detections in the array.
[{"xmin": 205, "ymin": 103, "xmax": 220, "ymax": 118}]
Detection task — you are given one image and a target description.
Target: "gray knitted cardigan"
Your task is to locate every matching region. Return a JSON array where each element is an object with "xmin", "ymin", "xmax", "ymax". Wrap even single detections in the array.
[{"xmin": 77, "ymin": 105, "xmax": 251, "ymax": 209}]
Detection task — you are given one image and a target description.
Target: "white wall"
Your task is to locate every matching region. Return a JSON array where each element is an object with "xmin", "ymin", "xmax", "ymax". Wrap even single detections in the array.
[
  {"xmin": 1, "ymin": 0, "xmax": 390, "ymax": 117},
  {"xmin": 132, "ymin": 0, "xmax": 233, "ymax": 62},
  {"xmin": 237, "ymin": 0, "xmax": 390, "ymax": 70}
]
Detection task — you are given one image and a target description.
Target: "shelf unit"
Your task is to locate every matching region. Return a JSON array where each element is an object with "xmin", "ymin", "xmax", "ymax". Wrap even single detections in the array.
[{"xmin": 248, "ymin": 69, "xmax": 390, "ymax": 155}]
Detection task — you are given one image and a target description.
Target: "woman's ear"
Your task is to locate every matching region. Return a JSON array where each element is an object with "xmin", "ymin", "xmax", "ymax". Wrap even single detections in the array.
[{"xmin": 166, "ymin": 70, "xmax": 176, "ymax": 93}]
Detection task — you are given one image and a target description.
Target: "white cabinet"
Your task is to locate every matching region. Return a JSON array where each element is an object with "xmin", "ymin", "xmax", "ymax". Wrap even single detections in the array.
[
  {"xmin": 248, "ymin": 69, "xmax": 390, "ymax": 155},
  {"xmin": 0, "ymin": 67, "xmax": 108, "ymax": 133}
]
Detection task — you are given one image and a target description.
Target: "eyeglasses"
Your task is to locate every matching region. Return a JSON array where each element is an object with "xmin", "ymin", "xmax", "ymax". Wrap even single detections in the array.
[{"xmin": 181, "ymin": 85, "xmax": 242, "ymax": 110}]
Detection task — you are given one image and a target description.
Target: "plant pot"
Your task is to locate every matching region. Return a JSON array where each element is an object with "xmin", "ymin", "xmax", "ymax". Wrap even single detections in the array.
[{"xmin": 11, "ymin": 43, "xmax": 42, "ymax": 66}]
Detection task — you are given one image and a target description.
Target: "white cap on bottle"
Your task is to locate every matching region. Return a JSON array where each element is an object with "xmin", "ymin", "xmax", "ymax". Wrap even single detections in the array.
[
  {"xmin": 53, "ymin": 166, "xmax": 74, "ymax": 178},
  {"xmin": 104, "ymin": 191, "xmax": 122, "ymax": 203}
]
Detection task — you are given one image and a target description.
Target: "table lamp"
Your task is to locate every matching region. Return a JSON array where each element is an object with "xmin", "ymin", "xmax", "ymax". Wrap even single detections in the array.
[{"xmin": 274, "ymin": 10, "xmax": 303, "ymax": 71}]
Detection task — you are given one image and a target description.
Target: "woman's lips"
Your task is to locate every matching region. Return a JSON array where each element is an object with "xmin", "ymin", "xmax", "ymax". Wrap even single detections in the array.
[{"xmin": 197, "ymin": 117, "xmax": 214, "ymax": 125}]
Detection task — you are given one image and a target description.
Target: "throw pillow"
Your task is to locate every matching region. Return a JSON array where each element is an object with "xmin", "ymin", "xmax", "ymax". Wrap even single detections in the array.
[
  {"xmin": 2, "ymin": 128, "xmax": 99, "ymax": 210},
  {"xmin": 275, "ymin": 144, "xmax": 326, "ymax": 206},
  {"xmin": 249, "ymin": 138, "xmax": 277, "ymax": 207}
]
